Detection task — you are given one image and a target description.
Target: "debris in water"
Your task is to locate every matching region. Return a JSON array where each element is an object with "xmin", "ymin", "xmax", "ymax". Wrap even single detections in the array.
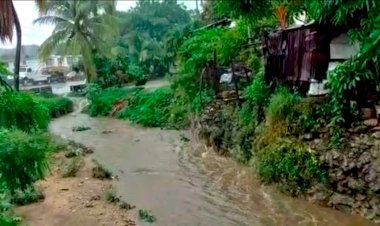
[
  {"xmin": 72, "ymin": 126, "xmax": 91, "ymax": 132},
  {"xmin": 180, "ymin": 134, "xmax": 190, "ymax": 142},
  {"xmin": 138, "ymin": 209, "xmax": 156, "ymax": 223}
]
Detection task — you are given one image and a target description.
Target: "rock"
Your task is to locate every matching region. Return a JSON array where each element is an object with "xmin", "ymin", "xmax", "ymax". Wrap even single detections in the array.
[
  {"xmin": 372, "ymin": 131, "xmax": 380, "ymax": 139},
  {"xmin": 329, "ymin": 193, "xmax": 355, "ymax": 208},
  {"xmin": 101, "ymin": 130, "xmax": 113, "ymax": 134},
  {"xmin": 85, "ymin": 202, "xmax": 94, "ymax": 208},
  {"xmin": 364, "ymin": 119, "xmax": 378, "ymax": 127},
  {"xmin": 349, "ymin": 125, "xmax": 368, "ymax": 134},
  {"xmin": 356, "ymin": 194, "xmax": 367, "ymax": 201},
  {"xmin": 134, "ymin": 139, "xmax": 140, "ymax": 142},
  {"xmin": 90, "ymin": 195, "xmax": 101, "ymax": 201},
  {"xmin": 358, "ymin": 152, "xmax": 371, "ymax": 166},
  {"xmin": 60, "ymin": 188, "xmax": 69, "ymax": 191},
  {"xmin": 303, "ymin": 133, "xmax": 314, "ymax": 141},
  {"xmin": 371, "ymin": 126, "xmax": 380, "ymax": 131}
]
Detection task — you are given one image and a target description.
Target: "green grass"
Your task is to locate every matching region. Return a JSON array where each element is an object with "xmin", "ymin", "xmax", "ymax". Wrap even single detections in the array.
[
  {"xmin": 87, "ymin": 83, "xmax": 141, "ymax": 117},
  {"xmin": 33, "ymin": 93, "xmax": 73, "ymax": 118},
  {"xmin": 118, "ymin": 88, "xmax": 174, "ymax": 127},
  {"xmin": 255, "ymin": 138, "xmax": 328, "ymax": 195},
  {"xmin": 0, "ymin": 91, "xmax": 49, "ymax": 132},
  {"xmin": 0, "ymin": 129, "xmax": 52, "ymax": 194}
]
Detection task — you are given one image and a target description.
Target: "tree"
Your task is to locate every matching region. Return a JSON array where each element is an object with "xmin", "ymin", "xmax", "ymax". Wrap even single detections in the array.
[
  {"xmin": 34, "ymin": 0, "xmax": 118, "ymax": 81},
  {"xmin": 117, "ymin": 0, "xmax": 191, "ymax": 77},
  {"xmin": 0, "ymin": 0, "xmax": 47, "ymax": 91}
]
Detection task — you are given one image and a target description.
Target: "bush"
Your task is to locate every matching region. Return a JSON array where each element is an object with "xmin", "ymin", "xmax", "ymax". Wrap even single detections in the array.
[
  {"xmin": 34, "ymin": 94, "xmax": 73, "ymax": 118},
  {"xmin": 138, "ymin": 209, "xmax": 156, "ymax": 223},
  {"xmin": 92, "ymin": 159, "xmax": 112, "ymax": 180},
  {"xmin": 244, "ymin": 72, "xmax": 271, "ymax": 123},
  {"xmin": 255, "ymin": 138, "xmax": 328, "ymax": 195},
  {"xmin": 0, "ymin": 91, "xmax": 49, "ymax": 132},
  {"xmin": 10, "ymin": 186, "xmax": 44, "ymax": 205},
  {"xmin": 0, "ymin": 215, "xmax": 18, "ymax": 226},
  {"xmin": 119, "ymin": 88, "xmax": 174, "ymax": 127},
  {"xmin": 0, "ymin": 130, "xmax": 51, "ymax": 194},
  {"xmin": 60, "ymin": 157, "xmax": 83, "ymax": 177},
  {"xmin": 105, "ymin": 188, "xmax": 119, "ymax": 203},
  {"xmin": 87, "ymin": 84, "xmax": 140, "ymax": 117},
  {"xmin": 127, "ymin": 64, "xmax": 148, "ymax": 86}
]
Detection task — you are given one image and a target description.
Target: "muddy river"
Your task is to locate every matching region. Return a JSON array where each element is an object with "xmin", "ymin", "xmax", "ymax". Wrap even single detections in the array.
[{"xmin": 49, "ymin": 101, "xmax": 375, "ymax": 226}]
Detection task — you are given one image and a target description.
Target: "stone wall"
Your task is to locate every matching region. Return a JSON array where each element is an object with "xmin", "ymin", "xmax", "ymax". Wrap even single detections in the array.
[{"xmin": 309, "ymin": 132, "xmax": 380, "ymax": 222}]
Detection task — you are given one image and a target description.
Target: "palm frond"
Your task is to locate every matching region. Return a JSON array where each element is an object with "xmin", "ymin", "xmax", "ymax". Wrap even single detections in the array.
[
  {"xmin": 33, "ymin": 15, "xmax": 73, "ymax": 25},
  {"xmin": 38, "ymin": 29, "xmax": 70, "ymax": 60}
]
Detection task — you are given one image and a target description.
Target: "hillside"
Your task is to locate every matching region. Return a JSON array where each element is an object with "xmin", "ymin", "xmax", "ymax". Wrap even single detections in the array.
[{"xmin": 0, "ymin": 45, "xmax": 39, "ymax": 61}]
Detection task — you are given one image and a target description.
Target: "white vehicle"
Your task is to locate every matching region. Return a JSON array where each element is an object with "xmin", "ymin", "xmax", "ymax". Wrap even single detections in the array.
[
  {"xmin": 19, "ymin": 66, "xmax": 32, "ymax": 80},
  {"xmin": 22, "ymin": 69, "xmax": 52, "ymax": 86}
]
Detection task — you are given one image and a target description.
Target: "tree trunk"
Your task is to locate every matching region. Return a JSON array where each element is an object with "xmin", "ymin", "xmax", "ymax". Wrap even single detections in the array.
[
  {"xmin": 12, "ymin": 2, "xmax": 21, "ymax": 91},
  {"xmin": 196, "ymin": 0, "xmax": 199, "ymax": 14}
]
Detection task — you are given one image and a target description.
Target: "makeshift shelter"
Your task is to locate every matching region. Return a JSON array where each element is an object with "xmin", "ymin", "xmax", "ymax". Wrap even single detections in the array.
[{"xmin": 263, "ymin": 23, "xmax": 357, "ymax": 95}]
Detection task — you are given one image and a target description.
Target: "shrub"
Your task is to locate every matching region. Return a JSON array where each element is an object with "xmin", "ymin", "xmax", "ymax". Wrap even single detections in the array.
[
  {"xmin": 254, "ymin": 87, "xmax": 302, "ymax": 148},
  {"xmin": 60, "ymin": 157, "xmax": 83, "ymax": 177},
  {"xmin": 119, "ymin": 88, "xmax": 174, "ymax": 127},
  {"xmin": 34, "ymin": 94, "xmax": 73, "ymax": 118},
  {"xmin": 105, "ymin": 188, "xmax": 119, "ymax": 203},
  {"xmin": 138, "ymin": 209, "xmax": 156, "ymax": 223},
  {"xmin": 244, "ymin": 72, "xmax": 271, "ymax": 123},
  {"xmin": 0, "ymin": 130, "xmax": 51, "ymax": 194},
  {"xmin": 255, "ymin": 138, "xmax": 327, "ymax": 195},
  {"xmin": 92, "ymin": 159, "xmax": 112, "ymax": 180},
  {"xmin": 0, "ymin": 91, "xmax": 49, "ymax": 132},
  {"xmin": 10, "ymin": 186, "xmax": 44, "ymax": 205},
  {"xmin": 87, "ymin": 84, "xmax": 140, "ymax": 117},
  {"xmin": 0, "ymin": 215, "xmax": 18, "ymax": 226}
]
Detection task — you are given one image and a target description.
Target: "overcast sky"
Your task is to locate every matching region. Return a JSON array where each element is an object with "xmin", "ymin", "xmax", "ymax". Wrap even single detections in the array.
[{"xmin": 0, "ymin": 0, "xmax": 197, "ymax": 49}]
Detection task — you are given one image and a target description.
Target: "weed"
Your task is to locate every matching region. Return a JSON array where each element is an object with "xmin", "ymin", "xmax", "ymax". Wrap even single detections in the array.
[
  {"xmin": 118, "ymin": 201, "xmax": 135, "ymax": 210},
  {"xmin": 0, "ymin": 91, "xmax": 49, "ymax": 132},
  {"xmin": 138, "ymin": 209, "xmax": 156, "ymax": 223},
  {"xmin": 0, "ymin": 130, "xmax": 50, "ymax": 194},
  {"xmin": 119, "ymin": 88, "xmax": 174, "ymax": 127},
  {"xmin": 33, "ymin": 94, "xmax": 73, "ymax": 118},
  {"xmin": 61, "ymin": 157, "xmax": 83, "ymax": 177},
  {"xmin": 92, "ymin": 160, "xmax": 112, "ymax": 180},
  {"xmin": 87, "ymin": 84, "xmax": 139, "ymax": 117},
  {"xmin": 255, "ymin": 138, "xmax": 328, "ymax": 196},
  {"xmin": 105, "ymin": 188, "xmax": 120, "ymax": 203},
  {"xmin": 0, "ymin": 214, "xmax": 19, "ymax": 226},
  {"xmin": 10, "ymin": 186, "xmax": 44, "ymax": 206}
]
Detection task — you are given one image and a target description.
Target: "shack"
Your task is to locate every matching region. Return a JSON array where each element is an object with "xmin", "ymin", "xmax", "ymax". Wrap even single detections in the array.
[{"xmin": 263, "ymin": 23, "xmax": 358, "ymax": 95}]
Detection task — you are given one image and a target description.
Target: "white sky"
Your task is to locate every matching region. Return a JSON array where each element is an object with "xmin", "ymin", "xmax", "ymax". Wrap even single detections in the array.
[{"xmin": 0, "ymin": 0, "xmax": 198, "ymax": 49}]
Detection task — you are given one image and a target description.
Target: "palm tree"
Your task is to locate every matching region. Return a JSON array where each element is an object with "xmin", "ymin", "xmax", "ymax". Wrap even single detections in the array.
[
  {"xmin": 34, "ymin": 0, "xmax": 118, "ymax": 81},
  {"xmin": 0, "ymin": 0, "xmax": 47, "ymax": 91}
]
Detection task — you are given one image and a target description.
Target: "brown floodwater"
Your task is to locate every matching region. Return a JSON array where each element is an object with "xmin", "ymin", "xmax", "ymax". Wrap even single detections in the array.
[{"xmin": 49, "ymin": 100, "xmax": 377, "ymax": 226}]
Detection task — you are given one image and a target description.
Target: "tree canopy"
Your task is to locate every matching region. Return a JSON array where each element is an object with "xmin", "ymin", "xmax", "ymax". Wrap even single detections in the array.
[{"xmin": 34, "ymin": 0, "xmax": 118, "ymax": 81}]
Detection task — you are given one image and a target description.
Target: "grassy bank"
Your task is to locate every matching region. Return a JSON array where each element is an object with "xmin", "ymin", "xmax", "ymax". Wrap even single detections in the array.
[
  {"xmin": 87, "ymin": 82, "xmax": 213, "ymax": 129},
  {"xmin": 0, "ymin": 90, "xmax": 74, "ymax": 224}
]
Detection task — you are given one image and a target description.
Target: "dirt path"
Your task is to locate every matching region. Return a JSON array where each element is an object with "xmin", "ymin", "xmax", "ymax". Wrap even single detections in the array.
[{"xmin": 16, "ymin": 153, "xmax": 135, "ymax": 226}]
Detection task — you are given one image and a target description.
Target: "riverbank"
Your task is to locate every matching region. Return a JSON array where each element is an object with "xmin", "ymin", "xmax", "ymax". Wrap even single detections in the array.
[
  {"xmin": 46, "ymin": 110, "xmax": 375, "ymax": 226},
  {"xmin": 16, "ymin": 144, "xmax": 135, "ymax": 226}
]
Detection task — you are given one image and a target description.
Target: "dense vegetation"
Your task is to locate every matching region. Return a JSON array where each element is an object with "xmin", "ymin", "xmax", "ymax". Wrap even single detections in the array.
[
  {"xmin": 2, "ymin": 0, "xmax": 380, "ymax": 223},
  {"xmin": 87, "ymin": 0, "xmax": 380, "ymax": 196},
  {"xmin": 0, "ymin": 62, "xmax": 71, "ymax": 224}
]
